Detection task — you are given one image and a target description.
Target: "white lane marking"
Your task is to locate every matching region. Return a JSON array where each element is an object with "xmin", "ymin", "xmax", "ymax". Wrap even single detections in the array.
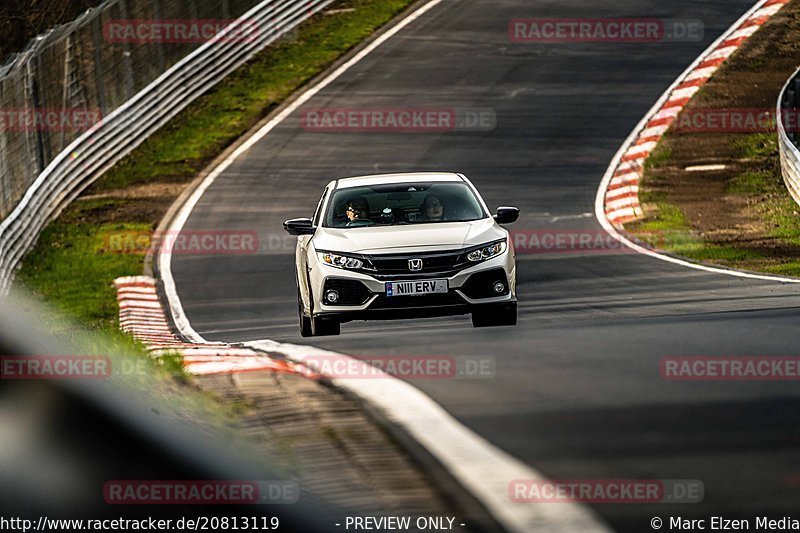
[
  {"xmin": 548, "ymin": 212, "xmax": 593, "ymax": 222},
  {"xmin": 595, "ymin": 0, "xmax": 800, "ymax": 284},
  {"xmin": 246, "ymin": 339, "xmax": 610, "ymax": 533},
  {"xmin": 158, "ymin": 1, "xmax": 611, "ymax": 531}
]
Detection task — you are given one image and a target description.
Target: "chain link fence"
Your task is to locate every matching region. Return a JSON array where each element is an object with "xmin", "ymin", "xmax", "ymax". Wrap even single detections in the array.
[{"xmin": 0, "ymin": 0, "xmax": 275, "ymax": 219}]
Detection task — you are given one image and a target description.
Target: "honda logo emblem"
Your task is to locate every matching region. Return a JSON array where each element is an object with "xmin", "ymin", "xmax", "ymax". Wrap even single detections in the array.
[{"xmin": 408, "ymin": 259, "xmax": 423, "ymax": 271}]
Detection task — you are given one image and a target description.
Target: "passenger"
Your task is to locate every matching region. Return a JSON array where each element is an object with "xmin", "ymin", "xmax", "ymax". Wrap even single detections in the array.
[{"xmin": 420, "ymin": 194, "xmax": 445, "ymax": 222}]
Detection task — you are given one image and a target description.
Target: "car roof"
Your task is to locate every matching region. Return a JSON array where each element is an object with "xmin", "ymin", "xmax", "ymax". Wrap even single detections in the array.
[{"xmin": 334, "ymin": 172, "xmax": 464, "ymax": 189}]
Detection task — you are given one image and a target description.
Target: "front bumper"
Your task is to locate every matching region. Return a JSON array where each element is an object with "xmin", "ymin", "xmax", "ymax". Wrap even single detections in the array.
[{"xmin": 309, "ymin": 251, "xmax": 516, "ymax": 322}]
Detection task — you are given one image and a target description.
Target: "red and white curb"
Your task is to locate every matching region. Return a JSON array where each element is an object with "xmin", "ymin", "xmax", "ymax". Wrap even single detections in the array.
[
  {"xmin": 114, "ymin": 276, "xmax": 314, "ymax": 376},
  {"xmin": 602, "ymin": 0, "xmax": 791, "ymax": 227}
]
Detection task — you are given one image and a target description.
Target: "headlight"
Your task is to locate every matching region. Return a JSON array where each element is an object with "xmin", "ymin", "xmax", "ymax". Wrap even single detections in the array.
[
  {"xmin": 466, "ymin": 240, "xmax": 506, "ymax": 262},
  {"xmin": 319, "ymin": 251, "xmax": 364, "ymax": 269}
]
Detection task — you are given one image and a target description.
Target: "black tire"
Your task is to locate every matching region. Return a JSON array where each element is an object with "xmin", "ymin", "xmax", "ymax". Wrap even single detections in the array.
[
  {"xmin": 472, "ymin": 303, "xmax": 517, "ymax": 328},
  {"xmin": 298, "ymin": 290, "xmax": 312, "ymax": 337},
  {"xmin": 303, "ymin": 274, "xmax": 340, "ymax": 336},
  {"xmin": 312, "ymin": 316, "xmax": 340, "ymax": 336}
]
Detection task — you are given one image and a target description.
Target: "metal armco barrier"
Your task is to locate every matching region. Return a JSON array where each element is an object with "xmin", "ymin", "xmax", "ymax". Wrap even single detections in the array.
[
  {"xmin": 0, "ymin": 0, "xmax": 334, "ymax": 295},
  {"xmin": 777, "ymin": 66, "xmax": 800, "ymax": 206}
]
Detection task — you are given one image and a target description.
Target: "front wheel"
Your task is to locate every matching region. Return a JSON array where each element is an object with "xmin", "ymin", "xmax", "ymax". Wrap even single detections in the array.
[
  {"xmin": 472, "ymin": 302, "xmax": 517, "ymax": 328},
  {"xmin": 312, "ymin": 316, "xmax": 340, "ymax": 336},
  {"xmin": 298, "ymin": 290, "xmax": 312, "ymax": 337}
]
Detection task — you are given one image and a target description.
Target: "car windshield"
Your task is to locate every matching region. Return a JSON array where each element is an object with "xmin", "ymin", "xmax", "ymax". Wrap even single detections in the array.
[{"xmin": 324, "ymin": 182, "xmax": 486, "ymax": 228}]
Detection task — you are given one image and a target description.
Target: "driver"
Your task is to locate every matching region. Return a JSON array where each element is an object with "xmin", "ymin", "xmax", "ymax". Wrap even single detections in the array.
[
  {"xmin": 345, "ymin": 196, "xmax": 371, "ymax": 226},
  {"xmin": 421, "ymin": 194, "xmax": 445, "ymax": 221}
]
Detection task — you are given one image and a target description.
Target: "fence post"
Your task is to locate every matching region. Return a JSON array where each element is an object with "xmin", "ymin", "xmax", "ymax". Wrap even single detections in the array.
[
  {"xmin": 117, "ymin": 0, "xmax": 136, "ymax": 100},
  {"xmin": 91, "ymin": 15, "xmax": 108, "ymax": 114},
  {"xmin": 149, "ymin": 0, "xmax": 166, "ymax": 72},
  {"xmin": 26, "ymin": 60, "xmax": 45, "ymax": 174}
]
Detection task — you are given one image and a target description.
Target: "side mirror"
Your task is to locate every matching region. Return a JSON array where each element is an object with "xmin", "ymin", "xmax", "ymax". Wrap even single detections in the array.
[
  {"xmin": 283, "ymin": 218, "xmax": 316, "ymax": 236},
  {"xmin": 493, "ymin": 206, "xmax": 519, "ymax": 224}
]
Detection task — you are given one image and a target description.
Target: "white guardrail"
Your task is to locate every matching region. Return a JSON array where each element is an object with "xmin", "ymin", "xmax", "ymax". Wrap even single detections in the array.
[
  {"xmin": 0, "ymin": 0, "xmax": 334, "ymax": 295},
  {"xmin": 777, "ymin": 66, "xmax": 800, "ymax": 207}
]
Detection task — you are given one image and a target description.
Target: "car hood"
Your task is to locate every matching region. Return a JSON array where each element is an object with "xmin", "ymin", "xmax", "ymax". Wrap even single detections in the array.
[{"xmin": 312, "ymin": 218, "xmax": 506, "ymax": 254}]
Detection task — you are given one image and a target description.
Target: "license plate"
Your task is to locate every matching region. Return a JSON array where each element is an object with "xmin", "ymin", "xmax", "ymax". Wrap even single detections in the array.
[{"xmin": 386, "ymin": 279, "xmax": 448, "ymax": 297}]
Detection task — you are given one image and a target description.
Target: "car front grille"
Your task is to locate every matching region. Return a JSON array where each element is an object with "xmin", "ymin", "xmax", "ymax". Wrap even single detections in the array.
[{"xmin": 363, "ymin": 249, "xmax": 471, "ymax": 280}]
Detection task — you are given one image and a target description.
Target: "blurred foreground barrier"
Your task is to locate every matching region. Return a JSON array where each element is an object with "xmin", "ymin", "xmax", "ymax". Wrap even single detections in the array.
[{"xmin": 0, "ymin": 289, "xmax": 334, "ymax": 524}]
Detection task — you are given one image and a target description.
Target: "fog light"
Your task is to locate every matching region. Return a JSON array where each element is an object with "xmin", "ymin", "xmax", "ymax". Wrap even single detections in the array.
[
  {"xmin": 325, "ymin": 290, "xmax": 340, "ymax": 304},
  {"xmin": 492, "ymin": 281, "xmax": 506, "ymax": 294}
]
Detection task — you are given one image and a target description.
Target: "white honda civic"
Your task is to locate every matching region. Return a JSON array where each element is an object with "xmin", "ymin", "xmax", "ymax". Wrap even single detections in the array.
[{"xmin": 284, "ymin": 172, "xmax": 519, "ymax": 336}]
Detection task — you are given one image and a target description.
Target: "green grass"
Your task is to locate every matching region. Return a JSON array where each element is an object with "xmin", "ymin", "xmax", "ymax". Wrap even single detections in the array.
[
  {"xmin": 733, "ymin": 132, "xmax": 778, "ymax": 159},
  {"xmin": 725, "ymin": 170, "xmax": 781, "ymax": 194},
  {"xmin": 644, "ymin": 143, "xmax": 672, "ymax": 170},
  {"xmin": 760, "ymin": 261, "xmax": 800, "ymax": 275},
  {"xmin": 762, "ymin": 189, "xmax": 800, "ymax": 245},
  {"xmin": 15, "ymin": 0, "xmax": 418, "ymax": 336},
  {"xmin": 631, "ymin": 145, "xmax": 799, "ymax": 274},
  {"xmin": 628, "ymin": 194, "xmax": 769, "ymax": 263},
  {"xmin": 629, "ymin": 194, "xmax": 701, "ymax": 252},
  {"xmin": 679, "ymin": 245, "xmax": 767, "ymax": 262},
  {"xmin": 634, "ymin": 198, "xmax": 690, "ymax": 230},
  {"xmin": 630, "ymin": 109, "xmax": 800, "ymax": 274},
  {"xmin": 17, "ymin": 222, "xmax": 150, "ymax": 330}
]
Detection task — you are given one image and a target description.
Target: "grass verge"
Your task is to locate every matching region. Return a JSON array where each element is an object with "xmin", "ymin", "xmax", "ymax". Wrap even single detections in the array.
[{"xmin": 626, "ymin": 0, "xmax": 800, "ymax": 277}]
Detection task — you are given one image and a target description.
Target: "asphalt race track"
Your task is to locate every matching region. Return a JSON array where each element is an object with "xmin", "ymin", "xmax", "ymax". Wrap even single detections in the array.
[{"xmin": 170, "ymin": 0, "xmax": 800, "ymax": 530}]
